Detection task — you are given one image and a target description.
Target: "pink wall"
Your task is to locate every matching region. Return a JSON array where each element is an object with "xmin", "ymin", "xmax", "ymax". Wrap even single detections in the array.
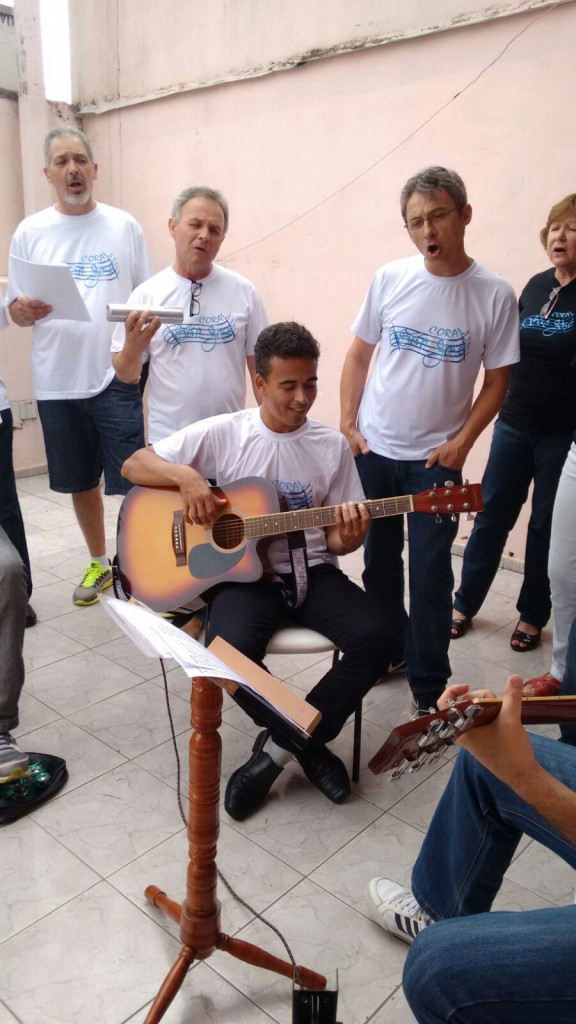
[
  {"xmin": 4, "ymin": 1, "xmax": 576, "ymax": 561},
  {"xmin": 77, "ymin": 5, "xmax": 576, "ymax": 558}
]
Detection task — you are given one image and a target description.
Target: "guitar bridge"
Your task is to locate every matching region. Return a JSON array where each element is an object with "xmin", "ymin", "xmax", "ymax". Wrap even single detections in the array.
[{"xmin": 172, "ymin": 511, "xmax": 186, "ymax": 566}]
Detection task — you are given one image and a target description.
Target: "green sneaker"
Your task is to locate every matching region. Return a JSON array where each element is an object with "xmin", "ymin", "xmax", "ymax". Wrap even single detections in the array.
[{"xmin": 73, "ymin": 559, "xmax": 113, "ymax": 606}]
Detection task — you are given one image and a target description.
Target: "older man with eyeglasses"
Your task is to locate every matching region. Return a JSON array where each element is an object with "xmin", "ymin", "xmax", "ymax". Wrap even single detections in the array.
[
  {"xmin": 340, "ymin": 166, "xmax": 519, "ymax": 712},
  {"xmin": 112, "ymin": 186, "xmax": 267, "ymax": 445}
]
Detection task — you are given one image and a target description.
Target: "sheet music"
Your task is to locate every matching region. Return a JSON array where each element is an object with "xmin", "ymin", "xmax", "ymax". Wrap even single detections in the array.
[
  {"xmin": 99, "ymin": 594, "xmax": 246, "ymax": 682},
  {"xmin": 9, "ymin": 256, "xmax": 91, "ymax": 322},
  {"xmin": 99, "ymin": 595, "xmax": 316, "ymax": 741}
]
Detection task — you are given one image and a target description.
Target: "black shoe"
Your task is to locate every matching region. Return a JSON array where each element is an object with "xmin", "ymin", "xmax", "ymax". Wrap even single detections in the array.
[
  {"xmin": 25, "ymin": 604, "xmax": 37, "ymax": 628},
  {"xmin": 224, "ymin": 730, "xmax": 283, "ymax": 821},
  {"xmin": 412, "ymin": 695, "xmax": 441, "ymax": 713},
  {"xmin": 296, "ymin": 744, "xmax": 351, "ymax": 804},
  {"xmin": 450, "ymin": 616, "xmax": 471, "ymax": 640}
]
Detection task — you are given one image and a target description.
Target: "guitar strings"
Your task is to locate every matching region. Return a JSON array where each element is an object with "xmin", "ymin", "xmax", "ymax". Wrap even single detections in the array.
[
  {"xmin": 195, "ymin": 487, "xmax": 476, "ymax": 548},
  {"xmin": 158, "ymin": 655, "xmax": 303, "ymax": 983},
  {"xmin": 213, "ymin": 497, "xmax": 416, "ymax": 546}
]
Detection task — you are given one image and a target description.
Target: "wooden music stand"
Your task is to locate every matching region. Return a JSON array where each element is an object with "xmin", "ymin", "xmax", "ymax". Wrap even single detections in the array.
[{"xmin": 143, "ymin": 674, "xmax": 326, "ymax": 1022}]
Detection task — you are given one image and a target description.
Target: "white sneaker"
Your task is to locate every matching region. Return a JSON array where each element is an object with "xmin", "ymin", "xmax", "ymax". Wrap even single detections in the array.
[
  {"xmin": 0, "ymin": 732, "xmax": 30, "ymax": 783},
  {"xmin": 365, "ymin": 877, "xmax": 431, "ymax": 945}
]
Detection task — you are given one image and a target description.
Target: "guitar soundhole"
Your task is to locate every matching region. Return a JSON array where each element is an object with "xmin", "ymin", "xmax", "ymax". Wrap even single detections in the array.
[{"xmin": 212, "ymin": 512, "xmax": 245, "ymax": 551}]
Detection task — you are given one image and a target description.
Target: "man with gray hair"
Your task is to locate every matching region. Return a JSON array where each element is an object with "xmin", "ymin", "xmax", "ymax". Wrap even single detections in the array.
[
  {"xmin": 7, "ymin": 126, "xmax": 152, "ymax": 606},
  {"xmin": 112, "ymin": 186, "xmax": 267, "ymax": 443},
  {"xmin": 340, "ymin": 166, "xmax": 520, "ymax": 711}
]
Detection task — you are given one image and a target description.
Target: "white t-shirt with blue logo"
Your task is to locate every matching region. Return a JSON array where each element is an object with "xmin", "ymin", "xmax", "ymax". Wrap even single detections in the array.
[
  {"xmin": 153, "ymin": 407, "xmax": 365, "ymax": 576},
  {"xmin": 7, "ymin": 203, "xmax": 152, "ymax": 400},
  {"xmin": 111, "ymin": 264, "xmax": 268, "ymax": 443},
  {"xmin": 352, "ymin": 255, "xmax": 520, "ymax": 460}
]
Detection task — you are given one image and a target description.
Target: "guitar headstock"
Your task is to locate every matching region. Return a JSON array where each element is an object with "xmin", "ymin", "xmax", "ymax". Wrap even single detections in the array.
[
  {"xmin": 368, "ymin": 699, "xmax": 494, "ymax": 779},
  {"xmin": 412, "ymin": 483, "xmax": 483, "ymax": 516},
  {"xmin": 368, "ymin": 695, "xmax": 576, "ymax": 779}
]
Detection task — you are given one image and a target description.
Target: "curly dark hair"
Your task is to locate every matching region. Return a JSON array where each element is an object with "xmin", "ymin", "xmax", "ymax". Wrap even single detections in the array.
[{"xmin": 255, "ymin": 322, "xmax": 320, "ymax": 377}]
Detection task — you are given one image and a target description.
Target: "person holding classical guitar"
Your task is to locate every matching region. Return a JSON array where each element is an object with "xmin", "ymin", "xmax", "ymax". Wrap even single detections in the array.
[
  {"xmin": 365, "ymin": 640, "xmax": 576, "ymax": 1022},
  {"xmin": 121, "ymin": 321, "xmax": 395, "ymax": 819}
]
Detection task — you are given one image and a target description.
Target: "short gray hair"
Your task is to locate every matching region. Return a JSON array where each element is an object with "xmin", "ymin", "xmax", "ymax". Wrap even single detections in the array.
[
  {"xmin": 400, "ymin": 167, "xmax": 467, "ymax": 222},
  {"xmin": 43, "ymin": 126, "xmax": 95, "ymax": 168},
  {"xmin": 170, "ymin": 186, "xmax": 229, "ymax": 234}
]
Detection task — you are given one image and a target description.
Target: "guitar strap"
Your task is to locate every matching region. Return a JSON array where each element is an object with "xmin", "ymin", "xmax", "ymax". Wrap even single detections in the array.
[
  {"xmin": 111, "ymin": 557, "xmax": 131, "ymax": 601},
  {"xmin": 277, "ymin": 492, "xmax": 309, "ymax": 609}
]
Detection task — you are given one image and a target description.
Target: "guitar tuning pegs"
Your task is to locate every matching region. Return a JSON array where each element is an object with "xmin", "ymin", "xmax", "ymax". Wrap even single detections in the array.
[
  {"xmin": 391, "ymin": 759, "xmax": 411, "ymax": 781},
  {"xmin": 451, "ymin": 514, "xmax": 457, "ymax": 522},
  {"xmin": 444, "ymin": 480, "xmax": 455, "ymax": 487},
  {"xmin": 435, "ymin": 514, "xmax": 442, "ymax": 524}
]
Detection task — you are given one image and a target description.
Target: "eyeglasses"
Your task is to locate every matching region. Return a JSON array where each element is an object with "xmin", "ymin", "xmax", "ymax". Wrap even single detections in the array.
[
  {"xmin": 540, "ymin": 285, "xmax": 561, "ymax": 319},
  {"xmin": 189, "ymin": 280, "xmax": 202, "ymax": 317},
  {"xmin": 405, "ymin": 207, "xmax": 460, "ymax": 233}
]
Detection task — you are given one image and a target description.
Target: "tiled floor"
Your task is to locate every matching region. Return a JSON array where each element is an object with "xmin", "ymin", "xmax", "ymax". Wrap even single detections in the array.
[{"xmin": 1, "ymin": 474, "xmax": 568, "ymax": 1024}]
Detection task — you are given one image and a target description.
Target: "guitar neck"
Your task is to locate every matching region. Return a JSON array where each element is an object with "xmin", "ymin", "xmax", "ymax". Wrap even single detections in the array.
[
  {"xmin": 244, "ymin": 496, "xmax": 413, "ymax": 540},
  {"xmin": 368, "ymin": 695, "xmax": 576, "ymax": 777}
]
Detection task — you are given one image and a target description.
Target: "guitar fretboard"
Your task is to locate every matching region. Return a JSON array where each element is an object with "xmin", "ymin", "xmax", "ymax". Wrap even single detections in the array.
[{"xmin": 243, "ymin": 495, "xmax": 415, "ymax": 539}]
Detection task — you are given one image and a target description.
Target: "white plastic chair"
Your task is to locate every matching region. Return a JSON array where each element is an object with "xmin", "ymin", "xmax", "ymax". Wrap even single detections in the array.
[{"xmin": 265, "ymin": 622, "xmax": 363, "ymax": 781}]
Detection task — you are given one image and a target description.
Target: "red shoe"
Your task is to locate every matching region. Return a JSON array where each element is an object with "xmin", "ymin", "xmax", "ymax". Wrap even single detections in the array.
[{"xmin": 522, "ymin": 672, "xmax": 561, "ymax": 697}]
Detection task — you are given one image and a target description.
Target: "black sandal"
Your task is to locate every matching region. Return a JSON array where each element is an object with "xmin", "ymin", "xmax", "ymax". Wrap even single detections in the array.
[
  {"xmin": 510, "ymin": 624, "xmax": 541, "ymax": 652},
  {"xmin": 450, "ymin": 616, "xmax": 471, "ymax": 640}
]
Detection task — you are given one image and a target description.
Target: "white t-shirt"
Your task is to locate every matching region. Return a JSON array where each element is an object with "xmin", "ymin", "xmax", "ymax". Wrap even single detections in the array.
[
  {"xmin": 153, "ymin": 407, "xmax": 365, "ymax": 575},
  {"xmin": 7, "ymin": 203, "xmax": 152, "ymax": 400},
  {"xmin": 111, "ymin": 264, "xmax": 268, "ymax": 443},
  {"xmin": 1, "ymin": 291, "xmax": 10, "ymax": 415},
  {"xmin": 352, "ymin": 255, "xmax": 520, "ymax": 459}
]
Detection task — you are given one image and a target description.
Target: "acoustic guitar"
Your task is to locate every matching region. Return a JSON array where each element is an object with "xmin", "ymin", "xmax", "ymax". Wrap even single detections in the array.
[
  {"xmin": 368, "ymin": 696, "xmax": 576, "ymax": 779},
  {"xmin": 116, "ymin": 477, "xmax": 483, "ymax": 612}
]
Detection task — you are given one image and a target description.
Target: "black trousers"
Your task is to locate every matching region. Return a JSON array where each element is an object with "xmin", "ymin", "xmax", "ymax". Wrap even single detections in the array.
[{"xmin": 206, "ymin": 563, "xmax": 392, "ymax": 751}]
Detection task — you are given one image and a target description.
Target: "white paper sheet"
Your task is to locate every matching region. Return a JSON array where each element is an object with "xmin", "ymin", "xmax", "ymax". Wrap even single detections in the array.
[
  {"xmin": 9, "ymin": 255, "xmax": 91, "ymax": 322},
  {"xmin": 99, "ymin": 594, "xmax": 314, "ymax": 740},
  {"xmin": 99, "ymin": 594, "xmax": 247, "ymax": 682}
]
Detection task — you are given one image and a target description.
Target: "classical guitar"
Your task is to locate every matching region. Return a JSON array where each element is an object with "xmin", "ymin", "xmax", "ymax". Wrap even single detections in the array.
[
  {"xmin": 116, "ymin": 477, "xmax": 483, "ymax": 612},
  {"xmin": 368, "ymin": 696, "xmax": 576, "ymax": 779}
]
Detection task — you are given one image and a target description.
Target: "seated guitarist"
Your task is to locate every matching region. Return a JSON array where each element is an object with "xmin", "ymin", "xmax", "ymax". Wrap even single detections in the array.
[{"xmin": 122, "ymin": 321, "xmax": 394, "ymax": 820}]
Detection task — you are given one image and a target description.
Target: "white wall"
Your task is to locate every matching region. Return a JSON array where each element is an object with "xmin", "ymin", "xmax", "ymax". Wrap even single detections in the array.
[{"xmin": 70, "ymin": 0, "xmax": 566, "ymax": 111}]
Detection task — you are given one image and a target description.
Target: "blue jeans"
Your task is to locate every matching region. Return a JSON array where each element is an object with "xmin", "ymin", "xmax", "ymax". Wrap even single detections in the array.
[
  {"xmin": 356, "ymin": 453, "xmax": 460, "ymax": 706},
  {"xmin": 38, "ymin": 376, "xmax": 144, "ymax": 496},
  {"xmin": 454, "ymin": 418, "xmax": 572, "ymax": 628},
  {"xmin": 403, "ymin": 734, "xmax": 576, "ymax": 1022}
]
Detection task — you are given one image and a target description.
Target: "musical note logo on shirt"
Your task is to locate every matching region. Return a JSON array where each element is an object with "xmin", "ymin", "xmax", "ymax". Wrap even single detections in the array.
[
  {"xmin": 67, "ymin": 253, "xmax": 119, "ymax": 287},
  {"xmin": 163, "ymin": 314, "xmax": 236, "ymax": 352},
  {"xmin": 520, "ymin": 311, "xmax": 574, "ymax": 337},
  {"xmin": 274, "ymin": 480, "xmax": 315, "ymax": 511},
  {"xmin": 390, "ymin": 325, "xmax": 470, "ymax": 368}
]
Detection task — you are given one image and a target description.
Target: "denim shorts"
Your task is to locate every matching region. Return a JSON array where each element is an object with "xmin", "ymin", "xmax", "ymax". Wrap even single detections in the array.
[{"xmin": 38, "ymin": 377, "xmax": 145, "ymax": 495}]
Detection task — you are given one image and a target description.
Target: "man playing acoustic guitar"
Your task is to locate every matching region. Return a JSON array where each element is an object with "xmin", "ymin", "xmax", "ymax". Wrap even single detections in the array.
[{"xmin": 121, "ymin": 321, "xmax": 394, "ymax": 819}]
